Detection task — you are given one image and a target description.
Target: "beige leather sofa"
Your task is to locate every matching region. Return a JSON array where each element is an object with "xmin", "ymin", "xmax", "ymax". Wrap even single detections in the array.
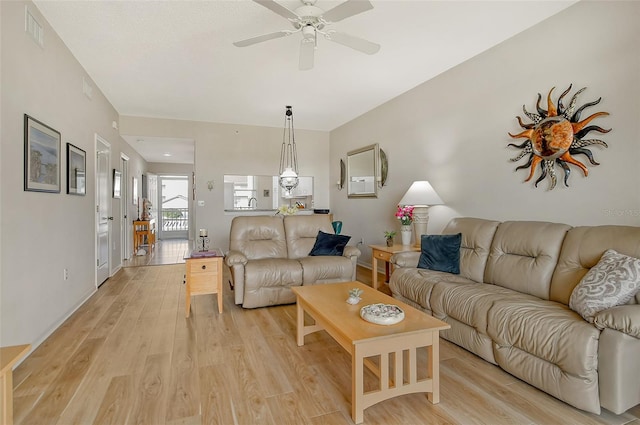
[
  {"xmin": 389, "ymin": 217, "xmax": 640, "ymax": 415},
  {"xmin": 225, "ymin": 214, "xmax": 361, "ymax": 308}
]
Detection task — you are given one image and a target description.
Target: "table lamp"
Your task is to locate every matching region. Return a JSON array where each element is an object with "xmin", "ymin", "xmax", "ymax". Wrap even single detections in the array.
[{"xmin": 399, "ymin": 181, "xmax": 443, "ymax": 247}]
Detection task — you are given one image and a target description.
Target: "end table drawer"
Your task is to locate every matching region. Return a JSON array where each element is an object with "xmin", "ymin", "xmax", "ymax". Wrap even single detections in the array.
[
  {"xmin": 189, "ymin": 259, "xmax": 220, "ymax": 275},
  {"xmin": 374, "ymin": 250, "xmax": 393, "ymax": 262}
]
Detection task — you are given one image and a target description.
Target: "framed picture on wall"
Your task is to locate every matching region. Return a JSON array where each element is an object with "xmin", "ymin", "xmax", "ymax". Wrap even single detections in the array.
[
  {"xmin": 66, "ymin": 143, "xmax": 86, "ymax": 196},
  {"xmin": 113, "ymin": 169, "xmax": 122, "ymax": 198},
  {"xmin": 24, "ymin": 114, "xmax": 61, "ymax": 193}
]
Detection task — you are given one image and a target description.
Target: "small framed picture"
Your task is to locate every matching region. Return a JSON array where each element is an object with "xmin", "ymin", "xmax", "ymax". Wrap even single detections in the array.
[
  {"xmin": 66, "ymin": 143, "xmax": 86, "ymax": 196},
  {"xmin": 24, "ymin": 114, "xmax": 61, "ymax": 193},
  {"xmin": 113, "ymin": 169, "xmax": 122, "ymax": 198}
]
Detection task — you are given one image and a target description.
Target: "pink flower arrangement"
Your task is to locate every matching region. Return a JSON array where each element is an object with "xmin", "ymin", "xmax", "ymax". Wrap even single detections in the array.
[{"xmin": 395, "ymin": 205, "xmax": 414, "ymax": 225}]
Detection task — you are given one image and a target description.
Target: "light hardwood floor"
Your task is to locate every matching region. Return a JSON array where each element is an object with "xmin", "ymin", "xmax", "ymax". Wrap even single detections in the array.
[
  {"xmin": 122, "ymin": 239, "xmax": 190, "ymax": 267},
  {"xmin": 11, "ymin": 261, "xmax": 640, "ymax": 425}
]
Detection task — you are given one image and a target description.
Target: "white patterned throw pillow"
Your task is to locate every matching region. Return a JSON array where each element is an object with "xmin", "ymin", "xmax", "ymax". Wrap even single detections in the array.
[{"xmin": 569, "ymin": 249, "xmax": 640, "ymax": 322}]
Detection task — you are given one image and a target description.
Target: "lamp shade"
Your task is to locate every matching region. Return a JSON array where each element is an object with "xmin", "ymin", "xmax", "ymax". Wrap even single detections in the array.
[{"xmin": 399, "ymin": 181, "xmax": 443, "ymax": 206}]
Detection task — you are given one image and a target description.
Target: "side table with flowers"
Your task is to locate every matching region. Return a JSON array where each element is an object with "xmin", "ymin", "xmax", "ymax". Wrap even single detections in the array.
[{"xmin": 395, "ymin": 205, "xmax": 414, "ymax": 245}]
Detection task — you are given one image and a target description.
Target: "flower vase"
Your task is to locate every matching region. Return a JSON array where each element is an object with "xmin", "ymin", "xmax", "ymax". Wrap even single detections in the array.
[{"xmin": 400, "ymin": 225, "xmax": 412, "ymax": 245}]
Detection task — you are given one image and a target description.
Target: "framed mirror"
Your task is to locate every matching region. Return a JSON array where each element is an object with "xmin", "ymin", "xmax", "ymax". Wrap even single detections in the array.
[{"xmin": 347, "ymin": 143, "xmax": 379, "ymax": 198}]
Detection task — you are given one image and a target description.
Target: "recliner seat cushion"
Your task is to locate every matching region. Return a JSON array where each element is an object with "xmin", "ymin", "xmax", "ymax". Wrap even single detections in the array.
[
  {"xmin": 488, "ymin": 299, "xmax": 601, "ymax": 413},
  {"xmin": 431, "ymin": 281, "xmax": 538, "ymax": 336},
  {"xmin": 243, "ymin": 258, "xmax": 302, "ymax": 308},
  {"xmin": 390, "ymin": 268, "xmax": 476, "ymax": 313},
  {"xmin": 430, "ymin": 282, "xmax": 539, "ymax": 364},
  {"xmin": 299, "ymin": 256, "xmax": 353, "ymax": 284}
]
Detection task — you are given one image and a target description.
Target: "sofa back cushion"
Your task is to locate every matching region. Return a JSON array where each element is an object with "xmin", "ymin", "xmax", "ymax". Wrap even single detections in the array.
[
  {"xmin": 284, "ymin": 215, "xmax": 335, "ymax": 259},
  {"xmin": 229, "ymin": 215, "xmax": 287, "ymax": 260},
  {"xmin": 442, "ymin": 217, "xmax": 500, "ymax": 283},
  {"xmin": 484, "ymin": 221, "xmax": 571, "ymax": 300},
  {"xmin": 550, "ymin": 225, "xmax": 640, "ymax": 305}
]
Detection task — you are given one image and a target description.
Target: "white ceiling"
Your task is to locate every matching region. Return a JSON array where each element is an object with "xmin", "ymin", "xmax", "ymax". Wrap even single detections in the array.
[
  {"xmin": 34, "ymin": 0, "xmax": 576, "ymax": 163},
  {"xmin": 122, "ymin": 135, "xmax": 196, "ymax": 164}
]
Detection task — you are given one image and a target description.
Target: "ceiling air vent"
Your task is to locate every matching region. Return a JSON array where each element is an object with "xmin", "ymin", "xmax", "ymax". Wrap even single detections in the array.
[{"xmin": 25, "ymin": 6, "xmax": 44, "ymax": 47}]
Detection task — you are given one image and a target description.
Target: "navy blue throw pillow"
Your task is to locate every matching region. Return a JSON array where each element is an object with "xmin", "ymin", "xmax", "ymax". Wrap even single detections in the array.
[
  {"xmin": 309, "ymin": 231, "xmax": 351, "ymax": 256},
  {"xmin": 417, "ymin": 233, "xmax": 462, "ymax": 274}
]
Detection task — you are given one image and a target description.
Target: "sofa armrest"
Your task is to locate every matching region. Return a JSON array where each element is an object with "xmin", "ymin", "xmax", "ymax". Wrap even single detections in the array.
[
  {"xmin": 224, "ymin": 250, "xmax": 248, "ymax": 267},
  {"xmin": 343, "ymin": 245, "xmax": 361, "ymax": 259},
  {"xmin": 391, "ymin": 252, "xmax": 420, "ymax": 268},
  {"xmin": 594, "ymin": 305, "xmax": 640, "ymax": 339}
]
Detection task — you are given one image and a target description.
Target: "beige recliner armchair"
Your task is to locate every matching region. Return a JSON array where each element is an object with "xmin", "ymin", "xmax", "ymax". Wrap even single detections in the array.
[{"xmin": 225, "ymin": 214, "xmax": 361, "ymax": 308}]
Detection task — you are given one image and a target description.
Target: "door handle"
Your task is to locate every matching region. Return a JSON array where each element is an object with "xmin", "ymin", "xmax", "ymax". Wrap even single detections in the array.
[{"xmin": 107, "ymin": 216, "xmax": 114, "ymax": 221}]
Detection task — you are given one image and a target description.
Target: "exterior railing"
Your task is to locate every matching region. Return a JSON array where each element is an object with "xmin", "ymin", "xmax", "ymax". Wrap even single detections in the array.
[{"xmin": 161, "ymin": 207, "xmax": 188, "ymax": 232}]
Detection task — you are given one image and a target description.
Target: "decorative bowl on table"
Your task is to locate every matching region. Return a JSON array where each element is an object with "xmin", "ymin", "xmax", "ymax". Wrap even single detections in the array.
[{"xmin": 360, "ymin": 303, "xmax": 405, "ymax": 325}]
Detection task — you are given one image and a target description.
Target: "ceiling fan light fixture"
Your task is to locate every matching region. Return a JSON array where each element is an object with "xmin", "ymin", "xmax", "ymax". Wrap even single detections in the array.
[
  {"xmin": 302, "ymin": 25, "xmax": 316, "ymax": 40},
  {"xmin": 234, "ymin": 0, "xmax": 378, "ymax": 70}
]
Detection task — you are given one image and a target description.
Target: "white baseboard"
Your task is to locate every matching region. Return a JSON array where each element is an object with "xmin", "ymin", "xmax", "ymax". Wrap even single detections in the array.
[{"xmin": 15, "ymin": 286, "xmax": 97, "ymax": 369}]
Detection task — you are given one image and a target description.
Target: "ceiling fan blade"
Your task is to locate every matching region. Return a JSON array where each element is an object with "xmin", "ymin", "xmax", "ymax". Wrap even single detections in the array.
[
  {"xmin": 299, "ymin": 39, "xmax": 315, "ymax": 71},
  {"xmin": 233, "ymin": 30, "xmax": 291, "ymax": 47},
  {"xmin": 253, "ymin": 0, "xmax": 299, "ymax": 21},
  {"xmin": 327, "ymin": 32, "xmax": 380, "ymax": 55},
  {"xmin": 321, "ymin": 0, "xmax": 373, "ymax": 23}
]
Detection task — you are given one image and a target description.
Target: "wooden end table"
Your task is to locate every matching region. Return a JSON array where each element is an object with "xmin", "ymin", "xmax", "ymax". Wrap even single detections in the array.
[
  {"xmin": 292, "ymin": 282, "xmax": 449, "ymax": 424},
  {"xmin": 1, "ymin": 344, "xmax": 31, "ymax": 425},
  {"xmin": 369, "ymin": 244, "xmax": 420, "ymax": 290},
  {"xmin": 184, "ymin": 249, "xmax": 224, "ymax": 317}
]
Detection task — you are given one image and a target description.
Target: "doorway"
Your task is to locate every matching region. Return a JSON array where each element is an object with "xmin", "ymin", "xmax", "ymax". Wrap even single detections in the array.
[
  {"xmin": 95, "ymin": 134, "xmax": 111, "ymax": 286},
  {"xmin": 158, "ymin": 175, "xmax": 189, "ymax": 240},
  {"xmin": 120, "ymin": 154, "xmax": 130, "ymax": 260}
]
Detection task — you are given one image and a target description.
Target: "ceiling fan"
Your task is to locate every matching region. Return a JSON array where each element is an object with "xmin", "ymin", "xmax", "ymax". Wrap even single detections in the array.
[{"xmin": 233, "ymin": 0, "xmax": 380, "ymax": 70}]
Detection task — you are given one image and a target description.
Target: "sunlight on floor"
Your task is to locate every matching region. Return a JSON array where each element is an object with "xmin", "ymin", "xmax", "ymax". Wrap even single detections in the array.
[{"xmin": 123, "ymin": 239, "xmax": 190, "ymax": 267}]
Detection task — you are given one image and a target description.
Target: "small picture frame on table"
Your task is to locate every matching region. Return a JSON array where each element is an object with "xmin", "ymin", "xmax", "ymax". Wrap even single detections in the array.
[
  {"xmin": 66, "ymin": 143, "xmax": 86, "ymax": 196},
  {"xmin": 24, "ymin": 114, "xmax": 61, "ymax": 193},
  {"xmin": 113, "ymin": 169, "xmax": 122, "ymax": 198}
]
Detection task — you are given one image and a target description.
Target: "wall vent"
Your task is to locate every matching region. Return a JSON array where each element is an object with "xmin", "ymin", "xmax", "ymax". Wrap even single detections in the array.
[
  {"xmin": 83, "ymin": 77, "xmax": 93, "ymax": 100},
  {"xmin": 25, "ymin": 7, "xmax": 44, "ymax": 47}
]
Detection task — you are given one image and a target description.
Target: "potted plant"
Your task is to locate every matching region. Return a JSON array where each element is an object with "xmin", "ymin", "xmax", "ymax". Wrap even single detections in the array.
[
  {"xmin": 384, "ymin": 230, "xmax": 396, "ymax": 247},
  {"xmin": 346, "ymin": 288, "xmax": 364, "ymax": 305}
]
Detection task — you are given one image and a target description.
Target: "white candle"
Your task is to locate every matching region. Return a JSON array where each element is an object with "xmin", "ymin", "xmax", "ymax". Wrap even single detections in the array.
[{"xmin": 199, "ymin": 229, "xmax": 208, "ymax": 237}]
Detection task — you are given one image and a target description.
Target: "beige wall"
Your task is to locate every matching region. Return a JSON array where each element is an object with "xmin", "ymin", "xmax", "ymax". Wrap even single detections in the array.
[
  {"xmin": 0, "ymin": 1, "xmax": 147, "ymax": 347},
  {"xmin": 120, "ymin": 116, "xmax": 331, "ymax": 252},
  {"xmin": 330, "ymin": 1, "xmax": 640, "ymax": 268}
]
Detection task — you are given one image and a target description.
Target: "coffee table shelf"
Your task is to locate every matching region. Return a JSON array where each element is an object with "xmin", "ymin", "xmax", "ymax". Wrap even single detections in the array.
[{"xmin": 292, "ymin": 281, "xmax": 449, "ymax": 424}]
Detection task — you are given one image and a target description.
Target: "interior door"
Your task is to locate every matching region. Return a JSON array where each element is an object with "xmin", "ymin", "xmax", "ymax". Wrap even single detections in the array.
[
  {"xmin": 96, "ymin": 135, "xmax": 111, "ymax": 286},
  {"xmin": 120, "ymin": 154, "xmax": 130, "ymax": 260}
]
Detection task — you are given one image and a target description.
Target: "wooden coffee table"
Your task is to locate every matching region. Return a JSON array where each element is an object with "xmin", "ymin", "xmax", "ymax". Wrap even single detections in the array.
[{"xmin": 291, "ymin": 281, "xmax": 450, "ymax": 424}]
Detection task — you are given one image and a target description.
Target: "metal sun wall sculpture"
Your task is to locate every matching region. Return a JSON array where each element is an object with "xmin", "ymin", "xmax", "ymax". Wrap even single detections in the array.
[{"xmin": 508, "ymin": 85, "xmax": 611, "ymax": 190}]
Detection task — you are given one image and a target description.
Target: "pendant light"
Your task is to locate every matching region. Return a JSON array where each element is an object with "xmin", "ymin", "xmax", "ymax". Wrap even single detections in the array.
[{"xmin": 279, "ymin": 106, "xmax": 299, "ymax": 194}]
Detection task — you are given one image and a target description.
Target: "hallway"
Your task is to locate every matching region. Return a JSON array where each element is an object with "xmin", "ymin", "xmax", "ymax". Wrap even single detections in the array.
[{"xmin": 123, "ymin": 239, "xmax": 189, "ymax": 267}]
